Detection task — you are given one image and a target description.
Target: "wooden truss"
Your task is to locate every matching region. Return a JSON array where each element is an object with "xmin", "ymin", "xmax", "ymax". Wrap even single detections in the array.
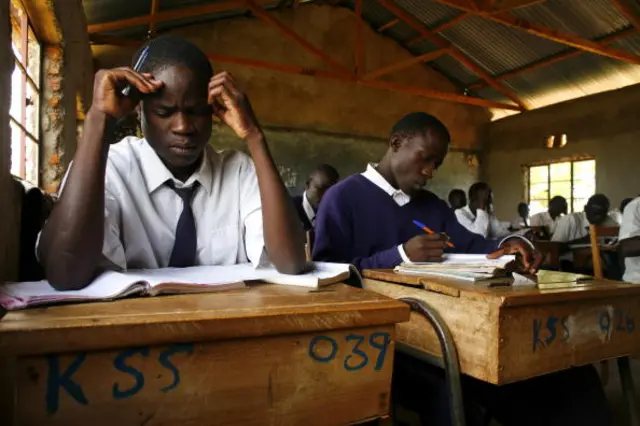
[{"xmin": 87, "ymin": 0, "xmax": 640, "ymax": 112}]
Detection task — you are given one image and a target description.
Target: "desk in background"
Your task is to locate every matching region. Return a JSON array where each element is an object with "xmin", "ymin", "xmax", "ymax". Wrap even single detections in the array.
[
  {"xmin": 363, "ymin": 270, "xmax": 640, "ymax": 385},
  {"xmin": 0, "ymin": 283, "xmax": 409, "ymax": 426}
]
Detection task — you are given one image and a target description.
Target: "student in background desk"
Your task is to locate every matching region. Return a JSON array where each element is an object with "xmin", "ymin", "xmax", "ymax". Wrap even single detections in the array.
[
  {"xmin": 619, "ymin": 197, "xmax": 640, "ymax": 283},
  {"xmin": 37, "ymin": 36, "xmax": 306, "ymax": 290},
  {"xmin": 292, "ymin": 164, "xmax": 339, "ymax": 231},
  {"xmin": 313, "ymin": 112, "xmax": 611, "ymax": 426},
  {"xmin": 455, "ymin": 182, "xmax": 512, "ymax": 239},
  {"xmin": 447, "ymin": 188, "xmax": 466, "ymax": 210},
  {"xmin": 530, "ymin": 195, "xmax": 567, "ymax": 238},
  {"xmin": 551, "ymin": 194, "xmax": 617, "ymax": 244},
  {"xmin": 510, "ymin": 202, "xmax": 529, "ymax": 230}
]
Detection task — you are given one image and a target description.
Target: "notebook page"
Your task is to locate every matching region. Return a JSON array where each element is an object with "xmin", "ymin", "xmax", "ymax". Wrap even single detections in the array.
[
  {"xmin": 260, "ymin": 262, "xmax": 355, "ymax": 288},
  {"xmin": 0, "ymin": 271, "xmax": 146, "ymax": 310},
  {"xmin": 410, "ymin": 254, "xmax": 516, "ymax": 267}
]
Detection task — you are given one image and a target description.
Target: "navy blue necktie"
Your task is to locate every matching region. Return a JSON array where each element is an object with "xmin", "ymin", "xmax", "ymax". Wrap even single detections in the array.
[{"xmin": 168, "ymin": 181, "xmax": 200, "ymax": 267}]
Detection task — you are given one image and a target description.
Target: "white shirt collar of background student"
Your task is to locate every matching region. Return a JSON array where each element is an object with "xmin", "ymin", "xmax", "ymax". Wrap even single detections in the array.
[
  {"xmin": 302, "ymin": 191, "xmax": 316, "ymax": 225},
  {"xmin": 455, "ymin": 205, "xmax": 511, "ymax": 240},
  {"xmin": 42, "ymin": 136, "xmax": 268, "ymax": 270},
  {"xmin": 361, "ymin": 163, "xmax": 411, "ymax": 207},
  {"xmin": 620, "ymin": 197, "xmax": 640, "ymax": 283}
]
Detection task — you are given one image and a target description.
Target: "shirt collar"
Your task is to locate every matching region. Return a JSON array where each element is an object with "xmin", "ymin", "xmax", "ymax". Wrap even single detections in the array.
[
  {"xmin": 139, "ymin": 139, "xmax": 214, "ymax": 195},
  {"xmin": 361, "ymin": 163, "xmax": 411, "ymax": 206},
  {"xmin": 302, "ymin": 191, "xmax": 316, "ymax": 223}
]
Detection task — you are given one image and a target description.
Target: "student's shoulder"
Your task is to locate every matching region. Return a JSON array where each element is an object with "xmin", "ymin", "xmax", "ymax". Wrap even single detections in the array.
[
  {"xmin": 322, "ymin": 174, "xmax": 370, "ymax": 201},
  {"xmin": 415, "ymin": 189, "xmax": 448, "ymax": 206},
  {"xmin": 209, "ymin": 147, "xmax": 254, "ymax": 169},
  {"xmin": 106, "ymin": 136, "xmax": 146, "ymax": 170}
]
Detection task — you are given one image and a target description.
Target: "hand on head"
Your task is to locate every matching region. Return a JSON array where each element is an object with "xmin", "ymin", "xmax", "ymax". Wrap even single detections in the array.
[
  {"xmin": 92, "ymin": 68, "xmax": 164, "ymax": 119},
  {"xmin": 208, "ymin": 71, "xmax": 260, "ymax": 140}
]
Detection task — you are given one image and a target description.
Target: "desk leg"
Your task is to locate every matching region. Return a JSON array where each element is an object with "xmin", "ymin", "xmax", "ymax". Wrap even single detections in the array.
[
  {"xmin": 399, "ymin": 297, "xmax": 465, "ymax": 426},
  {"xmin": 618, "ymin": 356, "xmax": 640, "ymax": 426}
]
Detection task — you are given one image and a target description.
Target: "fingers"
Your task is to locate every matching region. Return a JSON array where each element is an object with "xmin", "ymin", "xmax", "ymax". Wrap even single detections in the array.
[
  {"xmin": 109, "ymin": 68, "xmax": 162, "ymax": 94},
  {"xmin": 208, "ymin": 71, "xmax": 243, "ymax": 104},
  {"xmin": 486, "ymin": 247, "xmax": 505, "ymax": 259}
]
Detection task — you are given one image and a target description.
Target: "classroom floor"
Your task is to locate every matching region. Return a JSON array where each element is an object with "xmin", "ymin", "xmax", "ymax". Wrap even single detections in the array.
[{"xmin": 605, "ymin": 358, "xmax": 640, "ymax": 426}]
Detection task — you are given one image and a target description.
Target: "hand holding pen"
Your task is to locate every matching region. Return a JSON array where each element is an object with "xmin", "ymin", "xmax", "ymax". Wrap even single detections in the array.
[{"xmin": 402, "ymin": 220, "xmax": 454, "ymax": 263}]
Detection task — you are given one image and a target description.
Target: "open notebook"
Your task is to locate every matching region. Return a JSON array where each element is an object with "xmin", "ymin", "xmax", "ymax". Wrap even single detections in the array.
[
  {"xmin": 394, "ymin": 254, "xmax": 516, "ymax": 282},
  {"xmin": 0, "ymin": 262, "xmax": 357, "ymax": 310}
]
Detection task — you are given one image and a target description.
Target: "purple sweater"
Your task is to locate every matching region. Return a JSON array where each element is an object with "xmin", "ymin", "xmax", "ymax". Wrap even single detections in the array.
[{"xmin": 312, "ymin": 174, "xmax": 499, "ymax": 270}]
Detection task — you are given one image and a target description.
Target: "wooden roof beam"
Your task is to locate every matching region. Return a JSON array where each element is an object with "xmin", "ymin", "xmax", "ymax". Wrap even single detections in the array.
[
  {"xmin": 243, "ymin": 0, "xmax": 352, "ymax": 75},
  {"xmin": 467, "ymin": 26, "xmax": 635, "ymax": 91},
  {"xmin": 362, "ymin": 48, "xmax": 450, "ymax": 80},
  {"xmin": 149, "ymin": 0, "xmax": 160, "ymax": 35},
  {"xmin": 376, "ymin": 0, "xmax": 527, "ymax": 110},
  {"xmin": 377, "ymin": 18, "xmax": 400, "ymax": 32},
  {"xmin": 431, "ymin": 0, "xmax": 640, "ymax": 65},
  {"xmin": 87, "ymin": 0, "xmax": 271, "ymax": 34},
  {"xmin": 609, "ymin": 0, "xmax": 640, "ymax": 34},
  {"xmin": 407, "ymin": 12, "xmax": 469, "ymax": 46}
]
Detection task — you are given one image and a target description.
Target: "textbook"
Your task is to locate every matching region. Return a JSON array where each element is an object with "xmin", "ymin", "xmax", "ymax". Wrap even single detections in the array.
[
  {"xmin": 0, "ymin": 262, "xmax": 356, "ymax": 311},
  {"xmin": 393, "ymin": 254, "xmax": 516, "ymax": 282}
]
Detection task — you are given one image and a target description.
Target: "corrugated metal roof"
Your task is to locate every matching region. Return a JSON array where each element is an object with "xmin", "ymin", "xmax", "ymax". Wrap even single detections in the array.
[{"xmin": 83, "ymin": 0, "xmax": 640, "ymax": 120}]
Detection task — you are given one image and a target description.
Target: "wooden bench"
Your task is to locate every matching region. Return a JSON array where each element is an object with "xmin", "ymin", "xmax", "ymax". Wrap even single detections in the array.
[{"xmin": 0, "ymin": 283, "xmax": 409, "ymax": 426}]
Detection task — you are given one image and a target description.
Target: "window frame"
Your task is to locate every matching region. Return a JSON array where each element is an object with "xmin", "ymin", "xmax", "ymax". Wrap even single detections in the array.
[
  {"xmin": 525, "ymin": 157, "xmax": 596, "ymax": 214},
  {"xmin": 9, "ymin": 0, "xmax": 42, "ymax": 184}
]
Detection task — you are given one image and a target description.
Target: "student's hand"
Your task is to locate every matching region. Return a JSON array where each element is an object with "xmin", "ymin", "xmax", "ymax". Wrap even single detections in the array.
[
  {"xmin": 208, "ymin": 71, "xmax": 261, "ymax": 140},
  {"xmin": 403, "ymin": 234, "xmax": 447, "ymax": 263},
  {"xmin": 487, "ymin": 238, "xmax": 543, "ymax": 274},
  {"xmin": 92, "ymin": 68, "xmax": 163, "ymax": 119}
]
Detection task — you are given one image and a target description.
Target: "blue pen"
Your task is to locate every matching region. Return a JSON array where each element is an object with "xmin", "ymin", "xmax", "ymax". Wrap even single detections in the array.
[
  {"xmin": 121, "ymin": 45, "xmax": 150, "ymax": 97},
  {"xmin": 413, "ymin": 220, "xmax": 454, "ymax": 248}
]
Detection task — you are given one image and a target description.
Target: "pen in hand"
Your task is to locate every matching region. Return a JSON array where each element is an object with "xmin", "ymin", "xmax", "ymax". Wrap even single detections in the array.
[
  {"xmin": 121, "ymin": 45, "xmax": 150, "ymax": 97},
  {"xmin": 413, "ymin": 220, "xmax": 455, "ymax": 248}
]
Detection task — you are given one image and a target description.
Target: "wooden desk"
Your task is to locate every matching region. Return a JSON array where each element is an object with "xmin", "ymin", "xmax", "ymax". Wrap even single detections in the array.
[
  {"xmin": 363, "ymin": 270, "xmax": 640, "ymax": 385},
  {"xmin": 0, "ymin": 283, "xmax": 409, "ymax": 426}
]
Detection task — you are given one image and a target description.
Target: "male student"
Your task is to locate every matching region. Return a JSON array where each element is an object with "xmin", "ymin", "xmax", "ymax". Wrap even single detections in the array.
[
  {"xmin": 511, "ymin": 202, "xmax": 529, "ymax": 230},
  {"xmin": 530, "ymin": 195, "xmax": 567, "ymax": 237},
  {"xmin": 38, "ymin": 36, "xmax": 306, "ymax": 290},
  {"xmin": 292, "ymin": 164, "xmax": 339, "ymax": 230},
  {"xmin": 551, "ymin": 194, "xmax": 618, "ymax": 244},
  {"xmin": 313, "ymin": 112, "xmax": 611, "ymax": 426},
  {"xmin": 448, "ymin": 188, "xmax": 466, "ymax": 210},
  {"xmin": 619, "ymin": 197, "xmax": 640, "ymax": 283},
  {"xmin": 455, "ymin": 182, "xmax": 511, "ymax": 239}
]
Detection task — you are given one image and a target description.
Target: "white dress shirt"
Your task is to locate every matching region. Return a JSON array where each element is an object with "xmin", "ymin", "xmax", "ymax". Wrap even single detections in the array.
[
  {"xmin": 620, "ymin": 198, "xmax": 640, "ymax": 283},
  {"xmin": 360, "ymin": 163, "xmax": 412, "ymax": 262},
  {"xmin": 48, "ymin": 137, "xmax": 266, "ymax": 270},
  {"xmin": 302, "ymin": 191, "xmax": 316, "ymax": 226},
  {"xmin": 530, "ymin": 211, "xmax": 561, "ymax": 235},
  {"xmin": 455, "ymin": 206, "xmax": 511, "ymax": 239},
  {"xmin": 551, "ymin": 211, "xmax": 617, "ymax": 242}
]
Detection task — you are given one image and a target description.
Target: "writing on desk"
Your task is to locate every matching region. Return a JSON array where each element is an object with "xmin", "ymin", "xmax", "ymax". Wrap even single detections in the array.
[
  {"xmin": 532, "ymin": 308, "xmax": 636, "ymax": 353},
  {"xmin": 46, "ymin": 343, "xmax": 193, "ymax": 414},
  {"xmin": 308, "ymin": 332, "xmax": 391, "ymax": 371}
]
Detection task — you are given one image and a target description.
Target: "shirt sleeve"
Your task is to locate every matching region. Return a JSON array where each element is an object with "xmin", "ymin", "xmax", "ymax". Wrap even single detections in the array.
[
  {"xmin": 312, "ymin": 190, "xmax": 402, "ymax": 270},
  {"xmin": 456, "ymin": 208, "xmax": 490, "ymax": 238},
  {"xmin": 620, "ymin": 201, "xmax": 640, "ymax": 240},
  {"xmin": 444, "ymin": 207, "xmax": 498, "ymax": 254},
  {"xmin": 491, "ymin": 216, "xmax": 512, "ymax": 238},
  {"xmin": 238, "ymin": 156, "xmax": 268, "ymax": 267},
  {"xmin": 551, "ymin": 215, "xmax": 572, "ymax": 242}
]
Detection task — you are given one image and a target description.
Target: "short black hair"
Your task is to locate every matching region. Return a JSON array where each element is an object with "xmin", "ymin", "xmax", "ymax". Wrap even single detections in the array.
[
  {"xmin": 309, "ymin": 164, "xmax": 339, "ymax": 183},
  {"xmin": 517, "ymin": 202, "xmax": 529, "ymax": 211},
  {"xmin": 448, "ymin": 189, "xmax": 465, "ymax": 201},
  {"xmin": 133, "ymin": 35, "xmax": 213, "ymax": 83},
  {"xmin": 390, "ymin": 112, "xmax": 451, "ymax": 143},
  {"xmin": 550, "ymin": 195, "xmax": 567, "ymax": 206},
  {"xmin": 621, "ymin": 197, "xmax": 633, "ymax": 213},
  {"xmin": 587, "ymin": 194, "xmax": 610, "ymax": 210},
  {"xmin": 468, "ymin": 182, "xmax": 490, "ymax": 200}
]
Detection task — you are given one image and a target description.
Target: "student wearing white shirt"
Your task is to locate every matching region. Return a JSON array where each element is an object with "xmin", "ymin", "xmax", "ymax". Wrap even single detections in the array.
[
  {"xmin": 619, "ymin": 197, "xmax": 640, "ymax": 283},
  {"xmin": 292, "ymin": 164, "xmax": 339, "ymax": 231},
  {"xmin": 551, "ymin": 194, "xmax": 618, "ymax": 243},
  {"xmin": 38, "ymin": 36, "xmax": 306, "ymax": 290},
  {"xmin": 510, "ymin": 202, "xmax": 529, "ymax": 230},
  {"xmin": 530, "ymin": 196, "xmax": 567, "ymax": 237},
  {"xmin": 455, "ymin": 182, "xmax": 511, "ymax": 239}
]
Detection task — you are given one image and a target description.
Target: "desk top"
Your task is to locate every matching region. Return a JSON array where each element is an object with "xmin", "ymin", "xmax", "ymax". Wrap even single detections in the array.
[
  {"xmin": 363, "ymin": 269, "xmax": 640, "ymax": 308},
  {"xmin": 0, "ymin": 283, "xmax": 409, "ymax": 356}
]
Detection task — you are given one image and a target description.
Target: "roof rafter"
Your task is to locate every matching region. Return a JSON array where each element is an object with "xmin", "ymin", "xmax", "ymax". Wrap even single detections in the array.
[
  {"xmin": 362, "ymin": 48, "xmax": 450, "ymax": 80},
  {"xmin": 407, "ymin": 12, "xmax": 470, "ymax": 46},
  {"xmin": 608, "ymin": 0, "xmax": 640, "ymax": 34},
  {"xmin": 375, "ymin": 0, "xmax": 527, "ymax": 110},
  {"xmin": 431, "ymin": 0, "xmax": 640, "ymax": 65}
]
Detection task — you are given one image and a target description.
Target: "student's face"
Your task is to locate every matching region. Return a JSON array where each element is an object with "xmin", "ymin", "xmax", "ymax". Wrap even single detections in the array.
[
  {"xmin": 390, "ymin": 130, "xmax": 448, "ymax": 196},
  {"xmin": 307, "ymin": 174, "xmax": 338, "ymax": 208},
  {"xmin": 141, "ymin": 64, "xmax": 212, "ymax": 170},
  {"xmin": 450, "ymin": 193, "xmax": 466, "ymax": 209},
  {"xmin": 585, "ymin": 202, "xmax": 609, "ymax": 225},
  {"xmin": 519, "ymin": 205, "xmax": 529, "ymax": 218}
]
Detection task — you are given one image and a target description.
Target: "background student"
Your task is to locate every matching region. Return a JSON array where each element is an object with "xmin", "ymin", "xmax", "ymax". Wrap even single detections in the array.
[
  {"xmin": 448, "ymin": 188, "xmax": 466, "ymax": 210},
  {"xmin": 530, "ymin": 195, "xmax": 567, "ymax": 238},
  {"xmin": 511, "ymin": 202, "xmax": 529, "ymax": 230},
  {"xmin": 619, "ymin": 197, "xmax": 640, "ymax": 283},
  {"xmin": 292, "ymin": 164, "xmax": 339, "ymax": 231},
  {"xmin": 37, "ymin": 36, "xmax": 306, "ymax": 290},
  {"xmin": 455, "ymin": 182, "xmax": 511, "ymax": 239}
]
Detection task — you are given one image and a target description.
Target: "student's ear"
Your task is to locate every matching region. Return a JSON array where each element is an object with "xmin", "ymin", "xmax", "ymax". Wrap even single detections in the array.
[{"xmin": 390, "ymin": 135, "xmax": 403, "ymax": 152}]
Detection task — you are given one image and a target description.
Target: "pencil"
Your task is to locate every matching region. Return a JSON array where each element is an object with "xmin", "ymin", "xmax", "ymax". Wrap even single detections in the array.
[{"xmin": 412, "ymin": 220, "xmax": 455, "ymax": 248}]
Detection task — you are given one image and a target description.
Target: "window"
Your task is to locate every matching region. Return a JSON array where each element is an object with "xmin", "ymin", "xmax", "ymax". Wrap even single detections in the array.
[
  {"xmin": 527, "ymin": 159, "xmax": 596, "ymax": 215},
  {"xmin": 9, "ymin": 0, "xmax": 41, "ymax": 185}
]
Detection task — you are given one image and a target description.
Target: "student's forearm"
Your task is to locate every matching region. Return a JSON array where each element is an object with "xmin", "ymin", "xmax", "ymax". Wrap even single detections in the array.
[
  {"xmin": 620, "ymin": 237, "xmax": 640, "ymax": 258},
  {"xmin": 38, "ymin": 109, "xmax": 113, "ymax": 290},
  {"xmin": 246, "ymin": 132, "xmax": 306, "ymax": 274}
]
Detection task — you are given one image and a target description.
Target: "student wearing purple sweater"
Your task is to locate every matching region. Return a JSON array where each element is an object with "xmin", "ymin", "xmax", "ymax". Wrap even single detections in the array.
[{"xmin": 313, "ymin": 113, "xmax": 611, "ymax": 426}]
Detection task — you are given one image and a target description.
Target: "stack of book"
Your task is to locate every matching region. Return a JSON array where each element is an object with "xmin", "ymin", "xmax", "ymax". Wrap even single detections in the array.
[{"xmin": 394, "ymin": 254, "xmax": 516, "ymax": 282}]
